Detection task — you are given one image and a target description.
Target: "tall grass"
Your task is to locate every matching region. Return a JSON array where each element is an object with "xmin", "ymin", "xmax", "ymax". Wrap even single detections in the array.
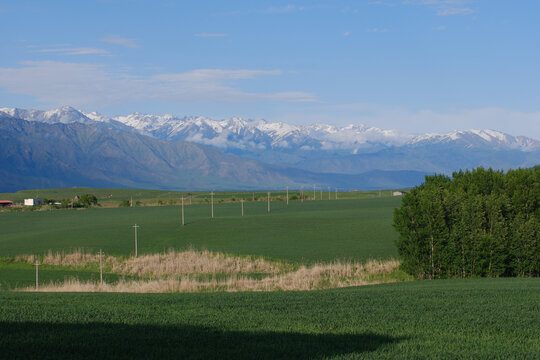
[
  {"xmin": 16, "ymin": 248, "xmax": 288, "ymax": 276},
  {"xmin": 16, "ymin": 250, "xmax": 406, "ymax": 293}
]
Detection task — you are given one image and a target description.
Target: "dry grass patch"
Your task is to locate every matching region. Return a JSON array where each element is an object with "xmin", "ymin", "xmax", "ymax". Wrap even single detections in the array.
[
  {"xmin": 19, "ymin": 258, "xmax": 406, "ymax": 293},
  {"xmin": 16, "ymin": 248, "xmax": 288, "ymax": 277}
]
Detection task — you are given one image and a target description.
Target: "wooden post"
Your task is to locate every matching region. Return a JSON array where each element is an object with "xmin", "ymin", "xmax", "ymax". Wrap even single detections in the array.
[
  {"xmin": 35, "ymin": 260, "xmax": 39, "ymax": 291},
  {"xmin": 210, "ymin": 192, "xmax": 214, "ymax": 218},
  {"xmin": 335, "ymin": 188, "xmax": 338, "ymax": 200},
  {"xmin": 320, "ymin": 189, "xmax": 322, "ymax": 200},
  {"xmin": 313, "ymin": 185, "xmax": 316, "ymax": 200},
  {"xmin": 241, "ymin": 199, "xmax": 244, "ymax": 217},
  {"xmin": 181, "ymin": 196, "xmax": 185, "ymax": 226},
  {"xmin": 328, "ymin": 186, "xmax": 331, "ymax": 200},
  {"xmin": 301, "ymin": 187, "xmax": 304, "ymax": 203},
  {"xmin": 99, "ymin": 249, "xmax": 103, "ymax": 284},
  {"xmin": 267, "ymin": 192, "xmax": 270, "ymax": 213},
  {"xmin": 252, "ymin": 192, "xmax": 255, "ymax": 201},
  {"xmin": 133, "ymin": 224, "xmax": 139, "ymax": 257},
  {"xmin": 286, "ymin": 186, "xmax": 289, "ymax": 205}
]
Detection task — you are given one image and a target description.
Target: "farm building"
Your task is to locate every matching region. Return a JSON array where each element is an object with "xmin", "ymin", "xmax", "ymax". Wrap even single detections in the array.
[
  {"xmin": 0, "ymin": 200, "xmax": 13, "ymax": 207},
  {"xmin": 392, "ymin": 191, "xmax": 406, "ymax": 196},
  {"xmin": 24, "ymin": 198, "xmax": 43, "ymax": 206}
]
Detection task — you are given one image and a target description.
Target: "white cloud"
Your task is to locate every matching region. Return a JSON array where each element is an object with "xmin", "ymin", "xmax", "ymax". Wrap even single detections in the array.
[
  {"xmin": 343, "ymin": 31, "xmax": 351, "ymax": 37},
  {"xmin": 368, "ymin": 1, "xmax": 396, "ymax": 6},
  {"xmin": 0, "ymin": 61, "xmax": 317, "ymax": 107},
  {"xmin": 404, "ymin": 0, "xmax": 470, "ymax": 4},
  {"xmin": 437, "ymin": 7, "xmax": 474, "ymax": 16},
  {"xmin": 194, "ymin": 33, "xmax": 229, "ymax": 38},
  {"xmin": 265, "ymin": 5, "xmax": 304, "ymax": 14},
  {"xmin": 403, "ymin": 0, "xmax": 475, "ymax": 16},
  {"xmin": 101, "ymin": 35, "xmax": 138, "ymax": 48},
  {"xmin": 437, "ymin": 25, "xmax": 447, "ymax": 31},
  {"xmin": 276, "ymin": 104, "xmax": 540, "ymax": 139},
  {"xmin": 367, "ymin": 28, "xmax": 390, "ymax": 33},
  {"xmin": 33, "ymin": 47, "xmax": 108, "ymax": 55}
]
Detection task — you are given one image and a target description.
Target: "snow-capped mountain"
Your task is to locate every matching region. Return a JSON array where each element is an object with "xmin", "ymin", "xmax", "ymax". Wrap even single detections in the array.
[
  {"xmin": 1, "ymin": 106, "xmax": 538, "ymax": 174},
  {"xmin": 6, "ymin": 106, "xmax": 537, "ymax": 153},
  {"xmin": 409, "ymin": 129, "xmax": 539, "ymax": 152},
  {"xmin": 0, "ymin": 106, "xmax": 96, "ymax": 125}
]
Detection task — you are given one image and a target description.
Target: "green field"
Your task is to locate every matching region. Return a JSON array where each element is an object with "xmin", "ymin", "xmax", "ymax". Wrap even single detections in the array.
[
  {"xmin": 0, "ymin": 187, "xmax": 397, "ymax": 207},
  {"xmin": 0, "ymin": 197, "xmax": 400, "ymax": 262},
  {"xmin": 1, "ymin": 192, "xmax": 537, "ymax": 358},
  {"xmin": 1, "ymin": 278, "xmax": 538, "ymax": 359},
  {"xmin": 0, "ymin": 260, "xmax": 128, "ymax": 290}
]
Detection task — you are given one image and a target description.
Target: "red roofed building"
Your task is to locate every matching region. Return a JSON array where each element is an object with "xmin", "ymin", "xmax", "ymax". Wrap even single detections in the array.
[{"xmin": 0, "ymin": 200, "xmax": 13, "ymax": 207}]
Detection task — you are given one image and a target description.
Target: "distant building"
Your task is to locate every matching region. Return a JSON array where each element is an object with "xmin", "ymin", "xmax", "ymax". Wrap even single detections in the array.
[
  {"xmin": 0, "ymin": 200, "xmax": 13, "ymax": 207},
  {"xmin": 392, "ymin": 191, "xmax": 406, "ymax": 196},
  {"xmin": 24, "ymin": 198, "xmax": 43, "ymax": 206}
]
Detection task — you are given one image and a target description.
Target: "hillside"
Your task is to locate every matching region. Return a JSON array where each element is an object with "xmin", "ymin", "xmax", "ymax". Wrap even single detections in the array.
[
  {"xmin": 0, "ymin": 114, "xmax": 427, "ymax": 192},
  {"xmin": 2, "ymin": 106, "xmax": 538, "ymax": 175}
]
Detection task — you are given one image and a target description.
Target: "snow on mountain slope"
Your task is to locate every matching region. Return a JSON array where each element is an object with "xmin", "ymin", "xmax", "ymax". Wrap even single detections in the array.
[
  {"xmin": 109, "ymin": 112, "xmax": 412, "ymax": 152},
  {"xmin": 2, "ymin": 106, "xmax": 539, "ymax": 153},
  {"xmin": 409, "ymin": 129, "xmax": 540, "ymax": 151},
  {"xmin": 0, "ymin": 106, "xmax": 95, "ymax": 125}
]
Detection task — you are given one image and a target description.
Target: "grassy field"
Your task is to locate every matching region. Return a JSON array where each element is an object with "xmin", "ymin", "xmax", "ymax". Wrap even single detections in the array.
[
  {"xmin": 1, "ymin": 278, "xmax": 538, "ymax": 359},
  {"xmin": 0, "ymin": 187, "xmax": 398, "ymax": 207},
  {"xmin": 0, "ymin": 197, "xmax": 401, "ymax": 262},
  {"xmin": 0, "ymin": 259, "xmax": 128, "ymax": 290}
]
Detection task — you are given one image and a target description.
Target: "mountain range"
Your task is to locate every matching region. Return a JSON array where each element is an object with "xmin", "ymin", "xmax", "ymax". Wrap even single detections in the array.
[{"xmin": 0, "ymin": 106, "xmax": 538, "ymax": 192}]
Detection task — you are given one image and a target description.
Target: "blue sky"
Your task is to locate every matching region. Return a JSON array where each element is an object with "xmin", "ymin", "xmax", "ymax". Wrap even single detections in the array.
[{"xmin": 1, "ymin": 0, "xmax": 539, "ymax": 137}]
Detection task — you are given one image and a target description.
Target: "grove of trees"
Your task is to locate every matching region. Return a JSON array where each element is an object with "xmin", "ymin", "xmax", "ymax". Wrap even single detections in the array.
[{"xmin": 393, "ymin": 166, "xmax": 539, "ymax": 278}]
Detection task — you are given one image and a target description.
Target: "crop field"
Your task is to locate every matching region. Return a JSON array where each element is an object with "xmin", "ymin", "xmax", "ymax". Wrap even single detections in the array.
[
  {"xmin": 1, "ymin": 192, "xmax": 537, "ymax": 358},
  {"xmin": 0, "ymin": 187, "xmax": 397, "ymax": 207},
  {"xmin": 1, "ymin": 278, "xmax": 539, "ymax": 359},
  {"xmin": 0, "ymin": 197, "xmax": 401, "ymax": 262}
]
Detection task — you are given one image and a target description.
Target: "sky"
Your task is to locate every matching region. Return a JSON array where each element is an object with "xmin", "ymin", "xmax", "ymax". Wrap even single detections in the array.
[{"xmin": 0, "ymin": 0, "xmax": 539, "ymax": 138}]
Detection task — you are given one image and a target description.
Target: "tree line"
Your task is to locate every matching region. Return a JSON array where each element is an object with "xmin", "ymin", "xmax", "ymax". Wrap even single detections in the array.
[
  {"xmin": 43, "ymin": 194, "xmax": 98, "ymax": 208},
  {"xmin": 393, "ymin": 166, "xmax": 539, "ymax": 278}
]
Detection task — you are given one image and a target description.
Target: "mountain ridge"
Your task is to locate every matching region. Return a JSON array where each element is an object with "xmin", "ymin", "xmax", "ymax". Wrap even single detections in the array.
[
  {"xmin": 0, "ymin": 113, "xmax": 429, "ymax": 192},
  {"xmin": 1, "ymin": 106, "xmax": 538, "ymax": 184},
  {"xmin": 3, "ymin": 106, "xmax": 538, "ymax": 155}
]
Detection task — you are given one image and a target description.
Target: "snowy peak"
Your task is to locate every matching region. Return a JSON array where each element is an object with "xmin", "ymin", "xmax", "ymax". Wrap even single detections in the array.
[
  {"xmin": 0, "ymin": 106, "xmax": 94, "ymax": 125},
  {"xmin": 409, "ymin": 129, "xmax": 540, "ymax": 151},
  {"xmin": 3, "ymin": 106, "xmax": 539, "ymax": 153}
]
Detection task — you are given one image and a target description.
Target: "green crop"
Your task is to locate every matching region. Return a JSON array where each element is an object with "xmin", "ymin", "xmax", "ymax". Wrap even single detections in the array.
[
  {"xmin": 0, "ymin": 278, "xmax": 538, "ymax": 359},
  {"xmin": 0, "ymin": 197, "xmax": 401, "ymax": 263}
]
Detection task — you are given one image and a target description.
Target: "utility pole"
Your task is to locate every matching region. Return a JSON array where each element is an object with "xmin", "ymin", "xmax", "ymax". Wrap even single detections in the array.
[
  {"xmin": 320, "ymin": 189, "xmax": 322, "ymax": 200},
  {"xmin": 241, "ymin": 199, "xmax": 244, "ymax": 217},
  {"xmin": 335, "ymin": 188, "xmax": 338, "ymax": 200},
  {"xmin": 35, "ymin": 260, "xmax": 39, "ymax": 291},
  {"xmin": 99, "ymin": 249, "xmax": 103, "ymax": 284},
  {"xmin": 210, "ymin": 191, "xmax": 214, "ymax": 218},
  {"xmin": 301, "ymin": 187, "xmax": 304, "ymax": 203},
  {"xmin": 286, "ymin": 186, "xmax": 289, "ymax": 205},
  {"xmin": 313, "ymin": 184, "xmax": 316, "ymax": 200},
  {"xmin": 130, "ymin": 196, "xmax": 133, "ymax": 208},
  {"xmin": 181, "ymin": 196, "xmax": 185, "ymax": 226},
  {"xmin": 267, "ymin": 192, "xmax": 271, "ymax": 213},
  {"xmin": 328, "ymin": 186, "xmax": 331, "ymax": 200},
  {"xmin": 252, "ymin": 192, "xmax": 255, "ymax": 201},
  {"xmin": 133, "ymin": 224, "xmax": 139, "ymax": 257}
]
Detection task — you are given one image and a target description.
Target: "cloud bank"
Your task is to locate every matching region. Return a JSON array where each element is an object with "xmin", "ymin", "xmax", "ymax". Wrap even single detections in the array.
[{"xmin": 0, "ymin": 61, "xmax": 317, "ymax": 107}]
